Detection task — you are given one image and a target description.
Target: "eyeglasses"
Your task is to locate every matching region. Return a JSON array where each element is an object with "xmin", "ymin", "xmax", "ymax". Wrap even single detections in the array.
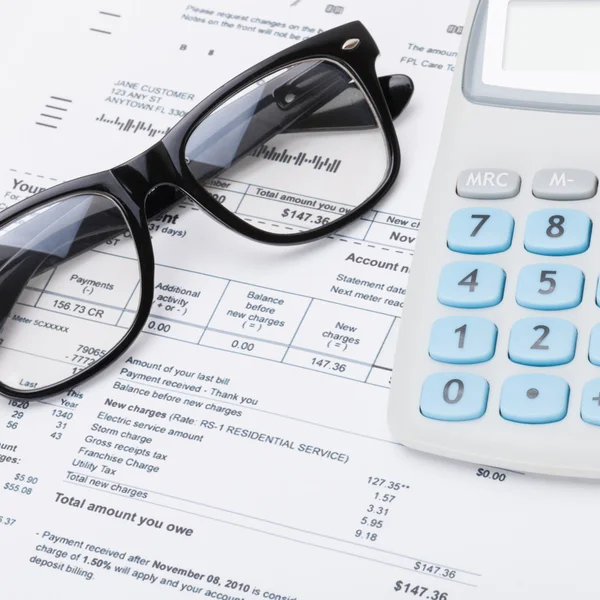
[{"xmin": 0, "ymin": 20, "xmax": 413, "ymax": 400}]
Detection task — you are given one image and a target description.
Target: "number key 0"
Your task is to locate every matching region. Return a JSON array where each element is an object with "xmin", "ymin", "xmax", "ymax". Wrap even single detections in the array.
[{"xmin": 420, "ymin": 372, "xmax": 489, "ymax": 421}]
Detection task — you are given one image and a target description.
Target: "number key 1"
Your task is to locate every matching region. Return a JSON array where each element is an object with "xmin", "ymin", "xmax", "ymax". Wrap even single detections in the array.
[{"xmin": 429, "ymin": 316, "xmax": 497, "ymax": 364}]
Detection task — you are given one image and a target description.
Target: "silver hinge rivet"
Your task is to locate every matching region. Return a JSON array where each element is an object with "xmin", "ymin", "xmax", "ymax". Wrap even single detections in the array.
[{"xmin": 342, "ymin": 38, "xmax": 361, "ymax": 51}]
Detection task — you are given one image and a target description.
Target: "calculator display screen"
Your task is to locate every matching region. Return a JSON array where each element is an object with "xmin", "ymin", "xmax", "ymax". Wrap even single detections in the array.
[
  {"xmin": 503, "ymin": 1, "xmax": 600, "ymax": 72},
  {"xmin": 465, "ymin": 0, "xmax": 600, "ymax": 110}
]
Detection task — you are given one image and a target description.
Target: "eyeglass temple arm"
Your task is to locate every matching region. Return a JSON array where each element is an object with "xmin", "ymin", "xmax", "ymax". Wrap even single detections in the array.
[{"xmin": 286, "ymin": 74, "xmax": 414, "ymax": 133}]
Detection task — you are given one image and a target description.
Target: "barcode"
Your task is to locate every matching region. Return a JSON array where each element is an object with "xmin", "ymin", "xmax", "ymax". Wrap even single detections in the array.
[
  {"xmin": 250, "ymin": 144, "xmax": 342, "ymax": 174},
  {"xmin": 95, "ymin": 113, "xmax": 171, "ymax": 138}
]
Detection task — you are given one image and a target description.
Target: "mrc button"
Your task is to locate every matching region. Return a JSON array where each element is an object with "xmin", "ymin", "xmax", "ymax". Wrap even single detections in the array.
[
  {"xmin": 456, "ymin": 169, "xmax": 521, "ymax": 199},
  {"xmin": 533, "ymin": 169, "xmax": 598, "ymax": 200}
]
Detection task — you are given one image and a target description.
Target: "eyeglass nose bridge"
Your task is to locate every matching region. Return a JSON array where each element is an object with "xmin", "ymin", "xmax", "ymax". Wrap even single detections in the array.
[
  {"xmin": 142, "ymin": 182, "xmax": 198, "ymax": 224},
  {"xmin": 112, "ymin": 141, "xmax": 185, "ymax": 208}
]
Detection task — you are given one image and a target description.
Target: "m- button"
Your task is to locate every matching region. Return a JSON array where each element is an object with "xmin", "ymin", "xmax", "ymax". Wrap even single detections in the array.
[
  {"xmin": 533, "ymin": 169, "xmax": 598, "ymax": 200},
  {"xmin": 456, "ymin": 169, "xmax": 521, "ymax": 199}
]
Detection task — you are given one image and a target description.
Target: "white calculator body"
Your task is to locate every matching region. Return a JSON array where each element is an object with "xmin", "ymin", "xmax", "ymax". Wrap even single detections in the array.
[{"xmin": 388, "ymin": 0, "xmax": 600, "ymax": 478}]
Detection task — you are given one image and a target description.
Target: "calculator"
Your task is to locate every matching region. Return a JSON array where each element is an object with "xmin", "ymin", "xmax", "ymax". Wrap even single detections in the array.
[{"xmin": 388, "ymin": 0, "xmax": 600, "ymax": 478}]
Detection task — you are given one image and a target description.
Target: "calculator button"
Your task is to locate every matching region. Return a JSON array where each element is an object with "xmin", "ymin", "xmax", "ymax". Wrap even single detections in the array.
[
  {"xmin": 447, "ymin": 208, "xmax": 514, "ymax": 254},
  {"xmin": 508, "ymin": 318, "xmax": 577, "ymax": 366},
  {"xmin": 438, "ymin": 262, "xmax": 505, "ymax": 308},
  {"xmin": 581, "ymin": 380, "xmax": 600, "ymax": 426},
  {"xmin": 516, "ymin": 264, "xmax": 584, "ymax": 310},
  {"xmin": 524, "ymin": 209, "xmax": 591, "ymax": 256},
  {"xmin": 429, "ymin": 317, "xmax": 497, "ymax": 364},
  {"xmin": 500, "ymin": 375, "xmax": 569, "ymax": 424},
  {"xmin": 421, "ymin": 373, "xmax": 489, "ymax": 421},
  {"xmin": 456, "ymin": 169, "xmax": 521, "ymax": 199},
  {"xmin": 588, "ymin": 324, "xmax": 600, "ymax": 366},
  {"xmin": 596, "ymin": 277, "xmax": 600, "ymax": 307},
  {"xmin": 533, "ymin": 169, "xmax": 597, "ymax": 201}
]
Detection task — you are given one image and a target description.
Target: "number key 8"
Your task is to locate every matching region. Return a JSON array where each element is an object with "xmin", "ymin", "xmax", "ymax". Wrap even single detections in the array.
[{"xmin": 524, "ymin": 209, "xmax": 591, "ymax": 256}]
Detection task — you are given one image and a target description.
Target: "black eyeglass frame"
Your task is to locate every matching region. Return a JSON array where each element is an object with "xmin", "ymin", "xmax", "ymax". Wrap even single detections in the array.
[{"xmin": 0, "ymin": 20, "xmax": 408, "ymax": 400}]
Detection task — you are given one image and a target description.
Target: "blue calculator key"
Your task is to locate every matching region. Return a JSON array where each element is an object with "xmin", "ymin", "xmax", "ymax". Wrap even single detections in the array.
[
  {"xmin": 500, "ymin": 375, "xmax": 569, "ymax": 424},
  {"xmin": 516, "ymin": 264, "xmax": 584, "ymax": 310},
  {"xmin": 508, "ymin": 318, "xmax": 577, "ymax": 366},
  {"xmin": 447, "ymin": 208, "xmax": 514, "ymax": 254},
  {"xmin": 429, "ymin": 317, "xmax": 497, "ymax": 364},
  {"xmin": 588, "ymin": 324, "xmax": 600, "ymax": 365},
  {"xmin": 421, "ymin": 373, "xmax": 489, "ymax": 421},
  {"xmin": 438, "ymin": 262, "xmax": 506, "ymax": 308},
  {"xmin": 581, "ymin": 380, "xmax": 600, "ymax": 426},
  {"xmin": 524, "ymin": 209, "xmax": 591, "ymax": 256}
]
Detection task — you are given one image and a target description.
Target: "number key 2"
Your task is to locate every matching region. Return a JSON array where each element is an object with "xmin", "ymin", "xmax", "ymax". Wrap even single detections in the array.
[
  {"xmin": 524, "ymin": 209, "xmax": 591, "ymax": 256},
  {"xmin": 508, "ymin": 317, "xmax": 577, "ymax": 366}
]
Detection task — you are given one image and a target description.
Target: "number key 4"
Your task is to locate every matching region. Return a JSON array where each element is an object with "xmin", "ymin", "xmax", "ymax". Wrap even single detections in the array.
[{"xmin": 438, "ymin": 262, "xmax": 506, "ymax": 308}]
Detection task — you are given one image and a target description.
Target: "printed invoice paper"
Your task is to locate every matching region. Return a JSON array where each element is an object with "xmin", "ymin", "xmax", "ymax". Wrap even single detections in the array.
[{"xmin": 0, "ymin": 1, "xmax": 596, "ymax": 598}]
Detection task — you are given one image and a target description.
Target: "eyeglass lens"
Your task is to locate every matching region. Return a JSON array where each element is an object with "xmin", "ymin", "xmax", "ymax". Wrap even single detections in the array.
[
  {"xmin": 0, "ymin": 193, "xmax": 141, "ymax": 391},
  {"xmin": 184, "ymin": 58, "xmax": 390, "ymax": 235}
]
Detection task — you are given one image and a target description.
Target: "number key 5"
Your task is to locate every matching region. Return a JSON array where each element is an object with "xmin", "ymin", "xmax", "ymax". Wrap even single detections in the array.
[{"xmin": 516, "ymin": 264, "xmax": 584, "ymax": 310}]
